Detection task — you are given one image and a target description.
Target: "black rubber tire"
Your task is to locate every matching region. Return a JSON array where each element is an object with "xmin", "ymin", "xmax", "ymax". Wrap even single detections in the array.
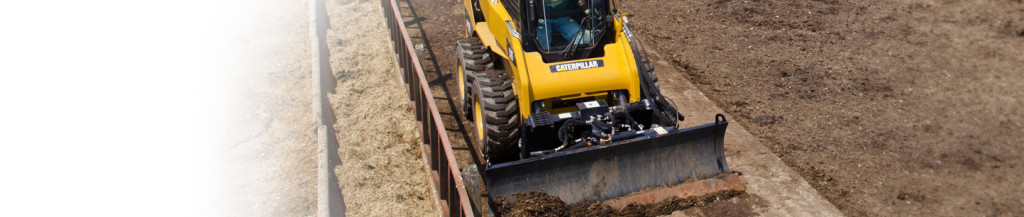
[
  {"xmin": 456, "ymin": 38, "xmax": 493, "ymax": 121},
  {"xmin": 471, "ymin": 70, "xmax": 520, "ymax": 163},
  {"xmin": 640, "ymin": 56, "xmax": 660, "ymax": 91}
]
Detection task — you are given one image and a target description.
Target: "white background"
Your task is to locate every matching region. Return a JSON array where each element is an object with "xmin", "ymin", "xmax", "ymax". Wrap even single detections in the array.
[{"xmin": 0, "ymin": 0, "xmax": 250, "ymax": 216}]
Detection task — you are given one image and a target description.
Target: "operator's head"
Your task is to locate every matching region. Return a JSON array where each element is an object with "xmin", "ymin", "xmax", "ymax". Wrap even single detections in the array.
[{"xmin": 546, "ymin": 0, "xmax": 583, "ymax": 7}]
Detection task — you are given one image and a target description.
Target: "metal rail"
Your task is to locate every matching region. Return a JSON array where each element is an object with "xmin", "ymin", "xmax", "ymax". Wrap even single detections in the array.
[{"xmin": 381, "ymin": 0, "xmax": 477, "ymax": 216}]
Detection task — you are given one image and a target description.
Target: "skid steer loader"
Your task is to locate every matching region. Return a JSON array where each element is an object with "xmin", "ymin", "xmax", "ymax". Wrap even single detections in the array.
[{"xmin": 456, "ymin": 0, "xmax": 744, "ymax": 210}]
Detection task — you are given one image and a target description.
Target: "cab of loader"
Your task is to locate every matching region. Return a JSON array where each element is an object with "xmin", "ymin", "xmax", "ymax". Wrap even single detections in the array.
[{"xmin": 522, "ymin": 0, "xmax": 613, "ymax": 61}]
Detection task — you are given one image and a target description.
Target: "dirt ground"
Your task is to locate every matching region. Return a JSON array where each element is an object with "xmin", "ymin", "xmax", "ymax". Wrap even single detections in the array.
[
  {"xmin": 401, "ymin": 0, "xmax": 1024, "ymax": 216},
  {"xmin": 494, "ymin": 190, "xmax": 745, "ymax": 217},
  {"xmin": 401, "ymin": 0, "xmax": 485, "ymax": 169},
  {"xmin": 219, "ymin": 0, "xmax": 318, "ymax": 216},
  {"xmin": 399, "ymin": 0, "xmax": 487, "ymax": 169},
  {"xmin": 620, "ymin": 0, "xmax": 1024, "ymax": 216},
  {"xmin": 324, "ymin": 0, "xmax": 440, "ymax": 216}
]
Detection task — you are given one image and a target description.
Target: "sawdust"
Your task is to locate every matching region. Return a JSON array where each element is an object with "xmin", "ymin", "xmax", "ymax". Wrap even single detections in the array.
[{"xmin": 325, "ymin": 0, "xmax": 439, "ymax": 216}]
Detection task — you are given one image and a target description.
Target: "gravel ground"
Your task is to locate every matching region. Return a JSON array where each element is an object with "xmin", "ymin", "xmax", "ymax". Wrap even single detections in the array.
[{"xmin": 324, "ymin": 0, "xmax": 440, "ymax": 216}]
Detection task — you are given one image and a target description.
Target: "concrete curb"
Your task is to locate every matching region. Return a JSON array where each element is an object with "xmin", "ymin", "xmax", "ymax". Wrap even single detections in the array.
[
  {"xmin": 316, "ymin": 125, "xmax": 332, "ymax": 217},
  {"xmin": 310, "ymin": 0, "xmax": 342, "ymax": 216}
]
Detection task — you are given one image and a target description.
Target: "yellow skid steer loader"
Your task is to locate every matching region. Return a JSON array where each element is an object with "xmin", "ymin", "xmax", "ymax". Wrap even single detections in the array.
[{"xmin": 456, "ymin": 0, "xmax": 744, "ymax": 211}]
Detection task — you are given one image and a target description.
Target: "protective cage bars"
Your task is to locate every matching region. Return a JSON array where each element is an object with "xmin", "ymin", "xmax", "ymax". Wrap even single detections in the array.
[{"xmin": 381, "ymin": 0, "xmax": 478, "ymax": 216}]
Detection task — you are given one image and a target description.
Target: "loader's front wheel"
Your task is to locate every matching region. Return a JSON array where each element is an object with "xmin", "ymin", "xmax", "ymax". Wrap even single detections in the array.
[
  {"xmin": 471, "ymin": 71, "xmax": 520, "ymax": 163},
  {"xmin": 456, "ymin": 38, "xmax": 493, "ymax": 121},
  {"xmin": 640, "ymin": 57, "xmax": 660, "ymax": 92}
]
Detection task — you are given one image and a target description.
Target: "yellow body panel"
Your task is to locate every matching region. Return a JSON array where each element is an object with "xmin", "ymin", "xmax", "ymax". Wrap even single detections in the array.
[{"xmin": 467, "ymin": 0, "xmax": 641, "ymax": 118}]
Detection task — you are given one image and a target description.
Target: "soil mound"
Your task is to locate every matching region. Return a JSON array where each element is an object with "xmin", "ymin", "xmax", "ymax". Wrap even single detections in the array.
[{"xmin": 494, "ymin": 190, "xmax": 743, "ymax": 217}]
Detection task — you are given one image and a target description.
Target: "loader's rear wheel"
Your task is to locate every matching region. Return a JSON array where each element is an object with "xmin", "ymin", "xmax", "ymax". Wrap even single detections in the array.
[
  {"xmin": 471, "ymin": 71, "xmax": 520, "ymax": 163},
  {"xmin": 456, "ymin": 38, "xmax": 493, "ymax": 121}
]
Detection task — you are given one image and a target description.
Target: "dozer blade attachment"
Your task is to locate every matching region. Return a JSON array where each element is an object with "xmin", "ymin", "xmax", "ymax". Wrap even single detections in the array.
[{"xmin": 485, "ymin": 118, "xmax": 739, "ymax": 206}]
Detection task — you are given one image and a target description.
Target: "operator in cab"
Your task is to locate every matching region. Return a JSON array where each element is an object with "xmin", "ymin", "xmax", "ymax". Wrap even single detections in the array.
[{"xmin": 536, "ymin": 0, "xmax": 594, "ymax": 50}]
